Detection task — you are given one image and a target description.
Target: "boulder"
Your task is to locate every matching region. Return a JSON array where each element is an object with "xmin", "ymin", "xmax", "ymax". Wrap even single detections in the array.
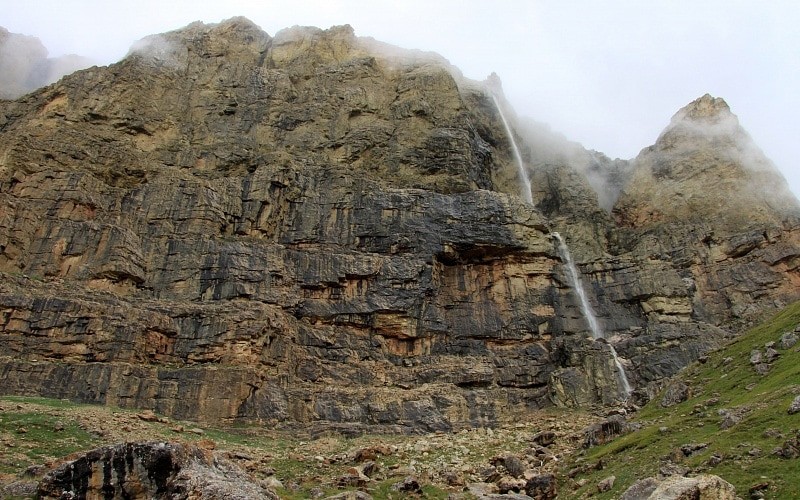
[{"xmin": 36, "ymin": 442, "xmax": 275, "ymax": 499}]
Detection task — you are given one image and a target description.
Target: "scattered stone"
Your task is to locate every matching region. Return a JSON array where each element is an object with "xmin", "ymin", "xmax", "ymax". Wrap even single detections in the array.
[
  {"xmin": 721, "ymin": 356, "xmax": 734, "ymax": 365},
  {"xmin": 524, "ymin": 474, "xmax": 557, "ymax": 500},
  {"xmin": 659, "ymin": 463, "xmax": 689, "ymax": 477},
  {"xmin": 338, "ymin": 467, "xmax": 370, "ymax": 487},
  {"xmin": 780, "ymin": 331, "xmax": 798, "ymax": 349},
  {"xmin": 467, "ymin": 482, "xmax": 499, "ymax": 497},
  {"xmin": 324, "ymin": 491, "xmax": 373, "ymax": 500},
  {"xmin": 749, "ymin": 481, "xmax": 771, "ymax": 499},
  {"xmin": 497, "ymin": 475, "xmax": 527, "ymax": 494},
  {"xmin": 189, "ymin": 427, "xmax": 205, "ymax": 435},
  {"xmin": 719, "ymin": 408, "xmax": 743, "ymax": 429},
  {"xmin": 359, "ymin": 461, "xmax": 379, "ymax": 478},
  {"xmin": 392, "ymin": 476, "xmax": 421, "ymax": 493},
  {"xmin": 531, "ymin": 430, "xmax": 556, "ymax": 447},
  {"xmin": 491, "ymin": 455, "xmax": 525, "ymax": 479},
  {"xmin": 660, "ymin": 380, "xmax": 691, "ymax": 407},
  {"xmin": 647, "ymin": 474, "xmax": 736, "ymax": 499},
  {"xmin": 707, "ymin": 453, "xmax": 724, "ymax": 465},
  {"xmin": 788, "ymin": 395, "xmax": 800, "ymax": 415},
  {"xmin": 764, "ymin": 347, "xmax": 780, "ymax": 363},
  {"xmin": 137, "ymin": 410, "xmax": 159, "ymax": 422},
  {"xmin": 597, "ymin": 475, "xmax": 615, "ymax": 493},
  {"xmin": 352, "ymin": 445, "xmax": 392, "ymax": 462},
  {"xmin": 53, "ymin": 421, "xmax": 65, "ymax": 432},
  {"xmin": 0, "ymin": 480, "xmax": 38, "ymax": 499},
  {"xmin": 620, "ymin": 477, "xmax": 659, "ymax": 500},
  {"xmin": 753, "ymin": 363, "xmax": 771, "ymax": 375},
  {"xmin": 16, "ymin": 427, "xmax": 27, "ymax": 434},
  {"xmin": 763, "ymin": 428, "xmax": 783, "ymax": 439},
  {"xmin": 444, "ymin": 470, "xmax": 464, "ymax": 487},
  {"xmin": 658, "ymin": 426, "xmax": 669, "ymax": 434},
  {"xmin": 680, "ymin": 442, "xmax": 709, "ymax": 457},
  {"xmin": 262, "ymin": 476, "xmax": 283, "ymax": 490},
  {"xmin": 749, "ymin": 349, "xmax": 763, "ymax": 365},
  {"xmin": 772, "ymin": 431, "xmax": 800, "ymax": 459}
]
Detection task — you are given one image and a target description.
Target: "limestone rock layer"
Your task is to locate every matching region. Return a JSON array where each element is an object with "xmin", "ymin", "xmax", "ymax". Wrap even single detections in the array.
[{"xmin": 1, "ymin": 19, "xmax": 799, "ymax": 431}]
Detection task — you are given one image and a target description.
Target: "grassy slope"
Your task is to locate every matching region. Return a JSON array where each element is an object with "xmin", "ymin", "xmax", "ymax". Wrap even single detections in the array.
[{"xmin": 567, "ymin": 301, "xmax": 800, "ymax": 499}]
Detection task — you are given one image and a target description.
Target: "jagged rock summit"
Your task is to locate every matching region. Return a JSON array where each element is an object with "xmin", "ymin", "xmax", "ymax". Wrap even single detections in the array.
[
  {"xmin": 614, "ymin": 93, "xmax": 799, "ymax": 231},
  {"xmin": 0, "ymin": 18, "xmax": 799, "ymax": 432}
]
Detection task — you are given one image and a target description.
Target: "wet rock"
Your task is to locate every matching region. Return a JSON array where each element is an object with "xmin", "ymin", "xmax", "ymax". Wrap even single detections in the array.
[
  {"xmin": 583, "ymin": 415, "xmax": 629, "ymax": 448},
  {"xmin": 36, "ymin": 441, "xmax": 275, "ymax": 499}
]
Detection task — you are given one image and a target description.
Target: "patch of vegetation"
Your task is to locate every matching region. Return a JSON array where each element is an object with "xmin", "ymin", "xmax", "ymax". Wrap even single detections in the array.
[
  {"xmin": 0, "ymin": 410, "xmax": 99, "ymax": 474},
  {"xmin": 564, "ymin": 301, "xmax": 800, "ymax": 499}
]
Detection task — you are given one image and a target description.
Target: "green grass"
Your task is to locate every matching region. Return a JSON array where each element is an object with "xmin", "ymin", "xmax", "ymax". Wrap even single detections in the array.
[
  {"xmin": 0, "ymin": 411, "xmax": 99, "ymax": 474},
  {"xmin": 564, "ymin": 301, "xmax": 800, "ymax": 499}
]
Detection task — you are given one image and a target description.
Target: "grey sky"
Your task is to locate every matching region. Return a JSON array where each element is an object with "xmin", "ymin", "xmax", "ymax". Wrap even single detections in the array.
[{"xmin": 3, "ymin": 0, "xmax": 798, "ymax": 197}]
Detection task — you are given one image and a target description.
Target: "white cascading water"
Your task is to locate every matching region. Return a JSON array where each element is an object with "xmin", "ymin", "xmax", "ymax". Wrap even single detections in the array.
[
  {"xmin": 490, "ymin": 92, "xmax": 632, "ymax": 400},
  {"xmin": 552, "ymin": 232, "xmax": 632, "ymax": 398},
  {"xmin": 491, "ymin": 95, "xmax": 533, "ymax": 204}
]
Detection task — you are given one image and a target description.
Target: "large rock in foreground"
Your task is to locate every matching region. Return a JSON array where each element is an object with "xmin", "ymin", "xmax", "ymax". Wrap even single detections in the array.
[{"xmin": 37, "ymin": 442, "xmax": 276, "ymax": 499}]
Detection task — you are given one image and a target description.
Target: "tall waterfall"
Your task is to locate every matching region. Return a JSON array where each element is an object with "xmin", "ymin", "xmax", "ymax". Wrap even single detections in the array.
[
  {"xmin": 552, "ymin": 232, "xmax": 633, "ymax": 399},
  {"xmin": 491, "ymin": 95, "xmax": 533, "ymax": 204},
  {"xmin": 489, "ymin": 92, "xmax": 632, "ymax": 400}
]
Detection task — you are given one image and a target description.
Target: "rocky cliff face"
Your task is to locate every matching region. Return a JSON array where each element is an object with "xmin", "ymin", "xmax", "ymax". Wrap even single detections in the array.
[{"xmin": 1, "ymin": 18, "xmax": 798, "ymax": 432}]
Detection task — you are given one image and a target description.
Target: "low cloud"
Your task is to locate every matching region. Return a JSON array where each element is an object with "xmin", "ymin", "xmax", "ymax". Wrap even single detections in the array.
[
  {"xmin": 126, "ymin": 34, "xmax": 187, "ymax": 69},
  {"xmin": 0, "ymin": 27, "xmax": 93, "ymax": 100}
]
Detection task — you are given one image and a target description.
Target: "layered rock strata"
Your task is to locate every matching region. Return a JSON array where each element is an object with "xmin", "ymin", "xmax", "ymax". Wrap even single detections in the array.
[{"xmin": 1, "ymin": 18, "xmax": 798, "ymax": 431}]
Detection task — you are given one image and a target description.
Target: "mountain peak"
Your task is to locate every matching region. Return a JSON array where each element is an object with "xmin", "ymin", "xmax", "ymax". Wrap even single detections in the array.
[{"xmin": 672, "ymin": 93, "xmax": 732, "ymax": 124}]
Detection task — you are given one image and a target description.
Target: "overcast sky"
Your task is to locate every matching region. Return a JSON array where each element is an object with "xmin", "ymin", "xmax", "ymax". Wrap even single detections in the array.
[{"xmin": 3, "ymin": 0, "xmax": 798, "ymax": 197}]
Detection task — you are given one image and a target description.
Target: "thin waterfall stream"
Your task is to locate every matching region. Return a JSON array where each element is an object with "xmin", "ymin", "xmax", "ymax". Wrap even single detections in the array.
[
  {"xmin": 491, "ymin": 92, "xmax": 632, "ymax": 400},
  {"xmin": 552, "ymin": 233, "xmax": 633, "ymax": 398},
  {"xmin": 491, "ymin": 95, "xmax": 533, "ymax": 204}
]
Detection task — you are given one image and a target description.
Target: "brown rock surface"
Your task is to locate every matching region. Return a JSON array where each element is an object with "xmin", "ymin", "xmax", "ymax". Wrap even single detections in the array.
[{"xmin": 1, "ymin": 18, "xmax": 799, "ymax": 429}]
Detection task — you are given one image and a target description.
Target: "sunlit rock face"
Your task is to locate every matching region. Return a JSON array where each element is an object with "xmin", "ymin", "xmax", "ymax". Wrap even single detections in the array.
[{"xmin": 0, "ymin": 18, "xmax": 798, "ymax": 430}]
